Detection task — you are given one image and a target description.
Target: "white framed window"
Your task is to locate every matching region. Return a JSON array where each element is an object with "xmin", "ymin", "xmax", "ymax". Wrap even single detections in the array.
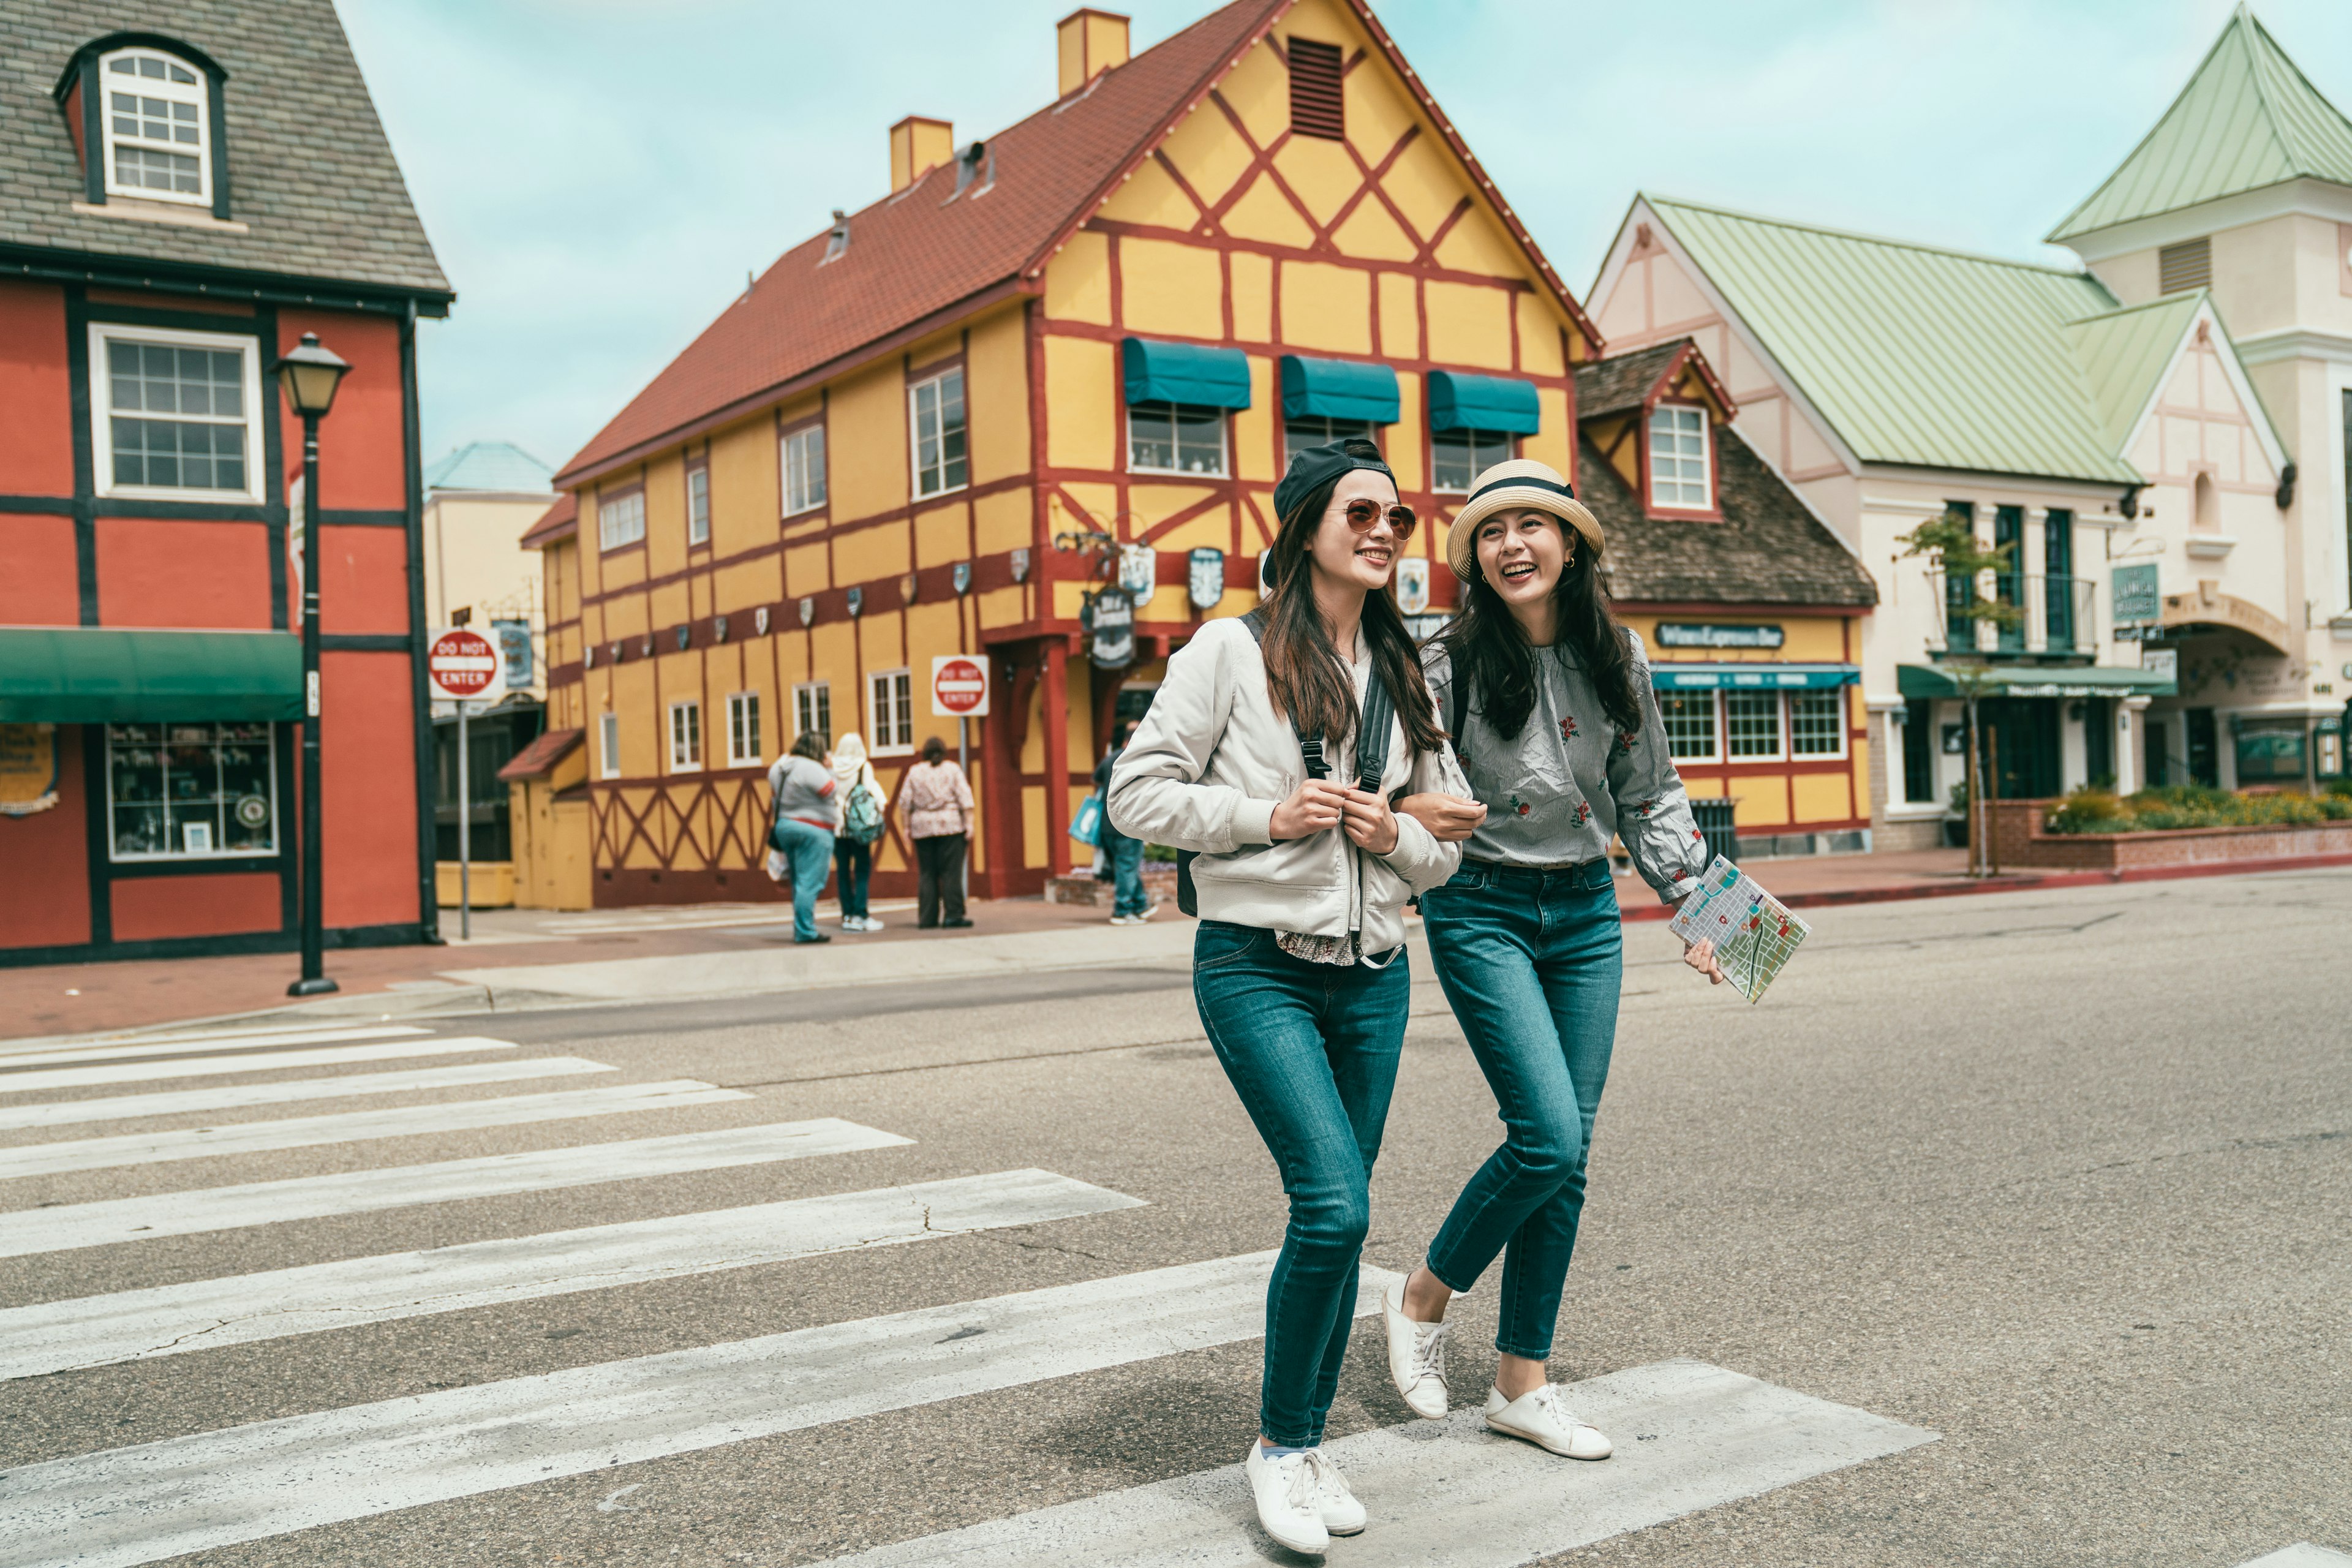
[
  {"xmin": 685, "ymin": 461, "xmax": 710, "ymax": 546},
  {"xmin": 89, "ymin": 323, "xmax": 262, "ymax": 502},
  {"xmin": 1648, "ymin": 404, "xmax": 1711, "ymax": 510},
  {"xmin": 783, "ymin": 423, "xmax": 827, "ymax": 516},
  {"xmin": 793, "ymin": 680, "xmax": 832, "ymax": 747},
  {"xmin": 1431, "ymin": 428, "xmax": 1515, "ymax": 493},
  {"xmin": 598, "ymin": 486, "xmax": 646, "ymax": 550},
  {"xmin": 910, "ymin": 367, "xmax": 968, "ymax": 498},
  {"xmin": 105, "ymin": 722, "xmax": 276, "ymax": 861},
  {"xmin": 1284, "ymin": 416, "xmax": 1374, "ymax": 466},
  {"xmin": 867, "ymin": 668, "xmax": 914, "ymax": 755},
  {"xmin": 100, "ymin": 48, "xmax": 211, "ymax": 207},
  {"xmin": 1724, "ymin": 690, "xmax": 1784, "ymax": 760},
  {"xmin": 668, "ymin": 700, "xmax": 702, "ymax": 772},
  {"xmin": 1789, "ymin": 690, "xmax": 1847, "ymax": 758},
  {"xmin": 1128, "ymin": 402, "xmax": 1227, "ymax": 475},
  {"xmin": 598, "ymin": 710, "xmax": 620, "ymax": 779},
  {"xmin": 726, "ymin": 692, "xmax": 763, "ymax": 766},
  {"xmin": 1659, "ymin": 691, "xmax": 1719, "ymax": 762}
]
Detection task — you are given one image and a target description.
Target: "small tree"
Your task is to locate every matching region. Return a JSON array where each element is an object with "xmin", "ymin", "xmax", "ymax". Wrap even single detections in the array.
[{"xmin": 1901, "ymin": 513, "xmax": 2021, "ymax": 876}]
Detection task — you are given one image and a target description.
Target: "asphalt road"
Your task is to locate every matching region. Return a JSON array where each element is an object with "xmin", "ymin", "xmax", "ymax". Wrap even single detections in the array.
[{"xmin": 1, "ymin": 869, "xmax": 2346, "ymax": 1567}]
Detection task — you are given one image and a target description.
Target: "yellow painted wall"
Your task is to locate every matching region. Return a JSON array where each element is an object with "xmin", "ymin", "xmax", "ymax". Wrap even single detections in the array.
[
  {"xmin": 967, "ymin": 305, "xmax": 1030, "ymax": 485},
  {"xmin": 1121, "ymin": 237, "xmax": 1224, "ymax": 341},
  {"xmin": 827, "ymin": 360, "xmax": 908, "ymax": 524}
]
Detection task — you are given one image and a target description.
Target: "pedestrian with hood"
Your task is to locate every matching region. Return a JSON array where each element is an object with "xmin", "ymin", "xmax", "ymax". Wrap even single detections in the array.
[
  {"xmin": 1094, "ymin": 720, "xmax": 1154, "ymax": 925},
  {"xmin": 829, "ymin": 731, "xmax": 888, "ymax": 932},
  {"xmin": 1379, "ymin": 458, "xmax": 1725, "ymax": 1464},
  {"xmin": 1107, "ymin": 438, "xmax": 1467, "ymax": 1555},
  {"xmin": 902, "ymin": 734, "xmax": 974, "ymax": 929},
  {"xmin": 766, "ymin": 731, "xmax": 839, "ymax": 946}
]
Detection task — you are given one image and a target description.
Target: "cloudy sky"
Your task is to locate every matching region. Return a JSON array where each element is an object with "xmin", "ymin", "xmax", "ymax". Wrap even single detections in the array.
[{"xmin": 335, "ymin": 0, "xmax": 2352, "ymax": 482}]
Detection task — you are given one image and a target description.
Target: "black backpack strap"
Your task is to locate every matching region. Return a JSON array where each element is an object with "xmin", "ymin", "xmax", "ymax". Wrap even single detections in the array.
[{"xmin": 1238, "ymin": 608, "xmax": 1329, "ymax": 778}]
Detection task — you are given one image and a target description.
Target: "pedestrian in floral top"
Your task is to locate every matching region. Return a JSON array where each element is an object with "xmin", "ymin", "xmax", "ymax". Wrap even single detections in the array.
[
  {"xmin": 1378, "ymin": 458, "xmax": 1725, "ymax": 1465},
  {"xmin": 902, "ymin": 735, "xmax": 974, "ymax": 929}
]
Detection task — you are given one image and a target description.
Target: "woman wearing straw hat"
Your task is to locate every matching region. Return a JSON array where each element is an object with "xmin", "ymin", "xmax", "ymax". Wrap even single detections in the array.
[{"xmin": 1381, "ymin": 458, "xmax": 1725, "ymax": 1461}]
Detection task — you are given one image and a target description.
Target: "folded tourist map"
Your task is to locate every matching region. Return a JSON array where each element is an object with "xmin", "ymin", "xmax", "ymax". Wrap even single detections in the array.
[{"xmin": 1667, "ymin": 856, "xmax": 1810, "ymax": 1003}]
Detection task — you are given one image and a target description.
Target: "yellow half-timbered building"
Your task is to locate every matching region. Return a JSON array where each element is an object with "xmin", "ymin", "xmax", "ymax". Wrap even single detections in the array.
[{"xmin": 538, "ymin": 0, "xmax": 1603, "ymax": 903}]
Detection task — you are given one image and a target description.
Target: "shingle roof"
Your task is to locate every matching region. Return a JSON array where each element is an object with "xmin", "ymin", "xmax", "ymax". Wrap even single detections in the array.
[
  {"xmin": 518, "ymin": 492, "xmax": 576, "ymax": 550},
  {"xmin": 1642, "ymin": 197, "xmax": 2143, "ymax": 484},
  {"xmin": 497, "ymin": 727, "xmax": 582, "ymax": 783},
  {"xmin": 1584, "ymin": 427, "xmax": 1877, "ymax": 609},
  {"xmin": 1573, "ymin": 341, "xmax": 1686, "ymax": 420},
  {"xmin": 424, "ymin": 442, "xmax": 553, "ymax": 494},
  {"xmin": 0, "ymin": 0, "xmax": 449, "ymax": 300},
  {"xmin": 2048, "ymin": 7, "xmax": 2352, "ymax": 243}
]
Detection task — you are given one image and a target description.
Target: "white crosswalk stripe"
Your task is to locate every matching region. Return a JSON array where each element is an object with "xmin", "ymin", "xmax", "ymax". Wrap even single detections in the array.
[
  {"xmin": 0, "ymin": 1118, "xmax": 907, "ymax": 1257},
  {"xmin": 0, "ymin": 1023, "xmax": 428, "ymax": 1068},
  {"xmin": 0, "ymin": 1169, "xmax": 1144, "ymax": 1382},
  {"xmin": 0, "ymin": 1252, "xmax": 1373, "ymax": 1568},
  {"xmin": 0, "ymin": 1079, "xmax": 745, "ymax": 1180},
  {"xmin": 816, "ymin": 1360, "xmax": 1937, "ymax": 1567},
  {"xmin": 0, "ymin": 1036, "xmax": 519, "ymax": 1097},
  {"xmin": 0, "ymin": 1057, "xmax": 614, "ymax": 1132}
]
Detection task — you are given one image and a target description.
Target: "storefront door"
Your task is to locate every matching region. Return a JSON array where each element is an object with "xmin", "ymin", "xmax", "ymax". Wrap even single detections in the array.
[
  {"xmin": 2186, "ymin": 708, "xmax": 2218, "ymax": 787},
  {"xmin": 1975, "ymin": 698, "xmax": 2060, "ymax": 799}
]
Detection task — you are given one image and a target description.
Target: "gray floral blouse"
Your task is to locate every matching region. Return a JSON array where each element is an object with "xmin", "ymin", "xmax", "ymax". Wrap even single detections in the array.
[{"xmin": 1421, "ymin": 631, "xmax": 1709, "ymax": 903}]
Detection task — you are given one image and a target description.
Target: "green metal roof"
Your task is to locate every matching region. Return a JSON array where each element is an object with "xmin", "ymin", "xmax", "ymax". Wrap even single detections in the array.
[
  {"xmin": 1642, "ymin": 197, "xmax": 2143, "ymax": 484},
  {"xmin": 423, "ymin": 442, "xmax": 553, "ymax": 494},
  {"xmin": 2048, "ymin": 7, "xmax": 2352, "ymax": 243},
  {"xmin": 0, "ymin": 628, "xmax": 303, "ymax": 723},
  {"xmin": 2059, "ymin": 293, "xmax": 2206, "ymax": 453}
]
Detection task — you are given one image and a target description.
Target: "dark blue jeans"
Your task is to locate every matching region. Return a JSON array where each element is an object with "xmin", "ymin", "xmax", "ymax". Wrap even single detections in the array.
[
  {"xmin": 1192, "ymin": 920, "xmax": 1409, "ymax": 1447},
  {"xmin": 1420, "ymin": 858, "xmax": 1623, "ymax": 1362},
  {"xmin": 1103, "ymin": 827, "xmax": 1147, "ymax": 917},
  {"xmin": 832, "ymin": 835, "xmax": 872, "ymax": 920},
  {"xmin": 772, "ymin": 817, "xmax": 834, "ymax": 942}
]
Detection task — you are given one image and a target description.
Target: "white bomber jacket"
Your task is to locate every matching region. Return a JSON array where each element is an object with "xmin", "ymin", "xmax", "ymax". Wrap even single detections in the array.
[{"xmin": 1106, "ymin": 616, "xmax": 1468, "ymax": 951}]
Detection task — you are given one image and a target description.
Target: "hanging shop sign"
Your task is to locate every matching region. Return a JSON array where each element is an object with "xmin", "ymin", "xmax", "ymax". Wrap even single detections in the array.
[
  {"xmin": 1395, "ymin": 557, "xmax": 1431, "ymax": 616},
  {"xmin": 492, "ymin": 620, "xmax": 533, "ymax": 687},
  {"xmin": 1118, "ymin": 544, "xmax": 1158, "ymax": 609},
  {"xmin": 1657, "ymin": 623, "xmax": 1784, "ymax": 650},
  {"xmin": 0, "ymin": 723, "xmax": 59, "ymax": 816},
  {"xmin": 2140, "ymin": 649, "xmax": 2178, "ymax": 685},
  {"xmin": 1087, "ymin": 588, "xmax": 1135, "ymax": 669},
  {"xmin": 2111, "ymin": 562, "xmax": 2161, "ymax": 624},
  {"xmin": 1188, "ymin": 547, "xmax": 1226, "ymax": 611}
]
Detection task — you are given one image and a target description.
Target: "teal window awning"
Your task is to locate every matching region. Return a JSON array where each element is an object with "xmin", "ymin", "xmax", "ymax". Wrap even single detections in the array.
[
  {"xmin": 1896, "ymin": 663, "xmax": 2177, "ymax": 699},
  {"xmin": 1122, "ymin": 338, "xmax": 1252, "ymax": 410},
  {"xmin": 0, "ymin": 628, "xmax": 305, "ymax": 723},
  {"xmin": 1650, "ymin": 663, "xmax": 1858, "ymax": 691},
  {"xmin": 1280, "ymin": 355, "xmax": 1398, "ymax": 424},
  {"xmin": 1428, "ymin": 371, "xmax": 1542, "ymax": 435}
]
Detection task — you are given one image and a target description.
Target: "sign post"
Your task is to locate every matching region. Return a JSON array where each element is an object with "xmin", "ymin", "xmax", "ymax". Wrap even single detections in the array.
[
  {"xmin": 426, "ymin": 627, "xmax": 506, "ymax": 941},
  {"xmin": 932, "ymin": 656, "xmax": 990, "ymax": 903}
]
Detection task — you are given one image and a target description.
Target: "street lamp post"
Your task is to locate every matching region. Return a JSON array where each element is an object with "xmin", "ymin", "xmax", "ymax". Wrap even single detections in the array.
[{"xmin": 273, "ymin": 331, "xmax": 352, "ymax": 998}]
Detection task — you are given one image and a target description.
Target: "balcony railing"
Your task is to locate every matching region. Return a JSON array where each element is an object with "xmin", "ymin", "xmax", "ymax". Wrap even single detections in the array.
[{"xmin": 1926, "ymin": 570, "xmax": 2095, "ymax": 657}]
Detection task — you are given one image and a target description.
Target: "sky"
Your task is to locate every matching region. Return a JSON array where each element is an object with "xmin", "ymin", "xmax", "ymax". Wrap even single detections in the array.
[{"xmin": 334, "ymin": 0, "xmax": 2352, "ymax": 483}]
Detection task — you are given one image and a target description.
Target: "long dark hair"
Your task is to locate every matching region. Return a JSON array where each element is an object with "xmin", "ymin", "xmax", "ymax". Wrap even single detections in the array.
[
  {"xmin": 1440, "ymin": 525, "xmax": 1640, "ymax": 741},
  {"xmin": 1259, "ymin": 455, "xmax": 1445, "ymax": 758}
]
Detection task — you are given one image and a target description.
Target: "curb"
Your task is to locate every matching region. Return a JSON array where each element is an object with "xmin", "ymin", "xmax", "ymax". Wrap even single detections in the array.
[{"xmin": 1615, "ymin": 848, "xmax": 2352, "ymax": 923}]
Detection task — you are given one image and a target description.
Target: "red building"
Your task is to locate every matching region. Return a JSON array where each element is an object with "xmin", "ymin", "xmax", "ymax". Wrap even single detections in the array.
[{"xmin": 0, "ymin": 6, "xmax": 452, "ymax": 965}]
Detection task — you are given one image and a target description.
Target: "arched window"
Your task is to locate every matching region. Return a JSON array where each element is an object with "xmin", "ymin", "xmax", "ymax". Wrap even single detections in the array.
[{"xmin": 99, "ymin": 45, "xmax": 211, "ymax": 205}]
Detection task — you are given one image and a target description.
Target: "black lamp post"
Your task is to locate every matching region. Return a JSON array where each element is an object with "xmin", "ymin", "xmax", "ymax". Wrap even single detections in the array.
[{"xmin": 273, "ymin": 331, "xmax": 352, "ymax": 998}]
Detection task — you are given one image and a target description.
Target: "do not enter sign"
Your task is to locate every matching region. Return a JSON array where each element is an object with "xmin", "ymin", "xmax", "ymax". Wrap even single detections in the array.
[
  {"xmin": 930, "ymin": 655, "xmax": 990, "ymax": 717},
  {"xmin": 427, "ymin": 627, "xmax": 505, "ymax": 704}
]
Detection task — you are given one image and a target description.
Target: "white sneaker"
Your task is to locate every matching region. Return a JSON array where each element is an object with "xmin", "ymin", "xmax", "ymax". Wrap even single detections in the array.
[
  {"xmin": 858, "ymin": 915, "xmax": 884, "ymax": 930},
  {"xmin": 1108, "ymin": 913, "xmax": 1137, "ymax": 926},
  {"xmin": 1482, "ymin": 1384, "xmax": 1612, "ymax": 1459},
  {"xmin": 1243, "ymin": 1441, "xmax": 1330, "ymax": 1555},
  {"xmin": 1306, "ymin": 1447, "xmax": 1365, "ymax": 1536},
  {"xmin": 1381, "ymin": 1278, "xmax": 1449, "ymax": 1419}
]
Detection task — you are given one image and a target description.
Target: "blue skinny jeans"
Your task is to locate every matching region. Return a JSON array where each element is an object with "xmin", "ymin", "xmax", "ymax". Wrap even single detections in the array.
[
  {"xmin": 1419, "ymin": 858, "xmax": 1623, "ymax": 1362},
  {"xmin": 1191, "ymin": 919, "xmax": 1409, "ymax": 1447},
  {"xmin": 1103, "ymin": 827, "xmax": 1148, "ymax": 917}
]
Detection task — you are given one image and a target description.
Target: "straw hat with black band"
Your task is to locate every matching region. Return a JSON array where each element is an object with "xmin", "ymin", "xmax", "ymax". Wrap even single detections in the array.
[{"xmin": 1444, "ymin": 458, "xmax": 1604, "ymax": 582}]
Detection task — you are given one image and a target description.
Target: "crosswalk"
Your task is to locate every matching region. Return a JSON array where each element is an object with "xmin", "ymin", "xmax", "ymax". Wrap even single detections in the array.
[{"xmin": 2, "ymin": 1015, "xmax": 1936, "ymax": 1568}]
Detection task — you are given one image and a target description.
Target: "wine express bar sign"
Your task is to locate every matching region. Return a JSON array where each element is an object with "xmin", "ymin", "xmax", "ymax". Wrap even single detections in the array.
[{"xmin": 1657, "ymin": 624, "xmax": 1785, "ymax": 650}]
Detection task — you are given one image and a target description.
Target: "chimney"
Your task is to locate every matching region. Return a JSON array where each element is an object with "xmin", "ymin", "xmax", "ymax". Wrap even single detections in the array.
[
  {"xmin": 1057, "ymin": 9, "xmax": 1131, "ymax": 97},
  {"xmin": 889, "ymin": 116, "xmax": 955, "ymax": 193}
]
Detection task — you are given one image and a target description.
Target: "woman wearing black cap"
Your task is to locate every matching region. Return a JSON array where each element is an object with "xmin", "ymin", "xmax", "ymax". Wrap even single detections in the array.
[
  {"xmin": 1107, "ymin": 438, "xmax": 1467, "ymax": 1555},
  {"xmin": 1379, "ymin": 458, "xmax": 1725, "ymax": 1462}
]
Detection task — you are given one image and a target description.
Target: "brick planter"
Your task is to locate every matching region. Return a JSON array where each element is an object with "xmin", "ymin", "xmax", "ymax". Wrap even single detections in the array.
[
  {"xmin": 1991, "ymin": 799, "xmax": 2352, "ymax": 870},
  {"xmin": 1044, "ymin": 862, "xmax": 1181, "ymax": 907}
]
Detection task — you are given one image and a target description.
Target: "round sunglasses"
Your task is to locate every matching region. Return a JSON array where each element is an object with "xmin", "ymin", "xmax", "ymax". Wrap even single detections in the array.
[{"xmin": 1337, "ymin": 497, "xmax": 1417, "ymax": 541}]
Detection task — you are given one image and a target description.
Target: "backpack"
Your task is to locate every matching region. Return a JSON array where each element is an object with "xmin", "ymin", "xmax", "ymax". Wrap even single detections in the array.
[
  {"xmin": 1175, "ymin": 609, "xmax": 1396, "ymax": 916},
  {"xmin": 842, "ymin": 775, "xmax": 884, "ymax": 845}
]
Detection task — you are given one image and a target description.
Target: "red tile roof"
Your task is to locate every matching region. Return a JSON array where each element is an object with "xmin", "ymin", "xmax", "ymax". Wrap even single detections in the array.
[
  {"xmin": 497, "ymin": 726, "xmax": 583, "ymax": 782},
  {"xmin": 519, "ymin": 492, "xmax": 576, "ymax": 549}
]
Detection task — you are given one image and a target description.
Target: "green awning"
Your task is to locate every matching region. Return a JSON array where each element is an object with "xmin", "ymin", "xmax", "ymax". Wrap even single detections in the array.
[
  {"xmin": 1122, "ymin": 337, "xmax": 1251, "ymax": 410},
  {"xmin": 1428, "ymin": 370, "xmax": 1542, "ymax": 434},
  {"xmin": 1280, "ymin": 355, "xmax": 1398, "ymax": 423},
  {"xmin": 0, "ymin": 628, "xmax": 305, "ymax": 723},
  {"xmin": 1651, "ymin": 663, "xmax": 1858, "ymax": 692},
  {"xmin": 1897, "ymin": 663, "xmax": 2177, "ymax": 699}
]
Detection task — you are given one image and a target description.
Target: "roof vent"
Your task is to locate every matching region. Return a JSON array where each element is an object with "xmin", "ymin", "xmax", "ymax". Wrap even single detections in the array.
[
  {"xmin": 2158, "ymin": 236, "xmax": 2210, "ymax": 295},
  {"xmin": 1288, "ymin": 37, "xmax": 1345, "ymax": 141},
  {"xmin": 822, "ymin": 210, "xmax": 849, "ymax": 265},
  {"xmin": 889, "ymin": 115, "xmax": 954, "ymax": 194},
  {"xmin": 1057, "ymin": 9, "xmax": 1130, "ymax": 97},
  {"xmin": 954, "ymin": 140, "xmax": 992, "ymax": 197}
]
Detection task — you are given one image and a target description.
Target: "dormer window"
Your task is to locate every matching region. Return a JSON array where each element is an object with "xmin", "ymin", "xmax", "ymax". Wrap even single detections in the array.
[
  {"xmin": 1648, "ymin": 404, "xmax": 1712, "ymax": 511},
  {"xmin": 102, "ymin": 47, "xmax": 210, "ymax": 205}
]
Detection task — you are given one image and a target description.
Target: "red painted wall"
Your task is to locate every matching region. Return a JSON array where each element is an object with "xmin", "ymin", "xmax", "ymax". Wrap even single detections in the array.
[
  {"xmin": 321, "ymin": 649, "xmax": 420, "ymax": 927},
  {"xmin": 96, "ymin": 518, "xmax": 275, "ymax": 629},
  {"xmin": 0, "ymin": 282, "xmax": 72, "ymax": 497},
  {"xmin": 277, "ymin": 311, "xmax": 407, "ymax": 511},
  {"xmin": 319, "ymin": 525, "xmax": 413, "ymax": 636},
  {"xmin": 0, "ymin": 727, "xmax": 92, "ymax": 951},
  {"xmin": 111, "ymin": 872, "xmax": 281, "ymax": 942},
  {"xmin": 0, "ymin": 515, "xmax": 79, "ymax": 624}
]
